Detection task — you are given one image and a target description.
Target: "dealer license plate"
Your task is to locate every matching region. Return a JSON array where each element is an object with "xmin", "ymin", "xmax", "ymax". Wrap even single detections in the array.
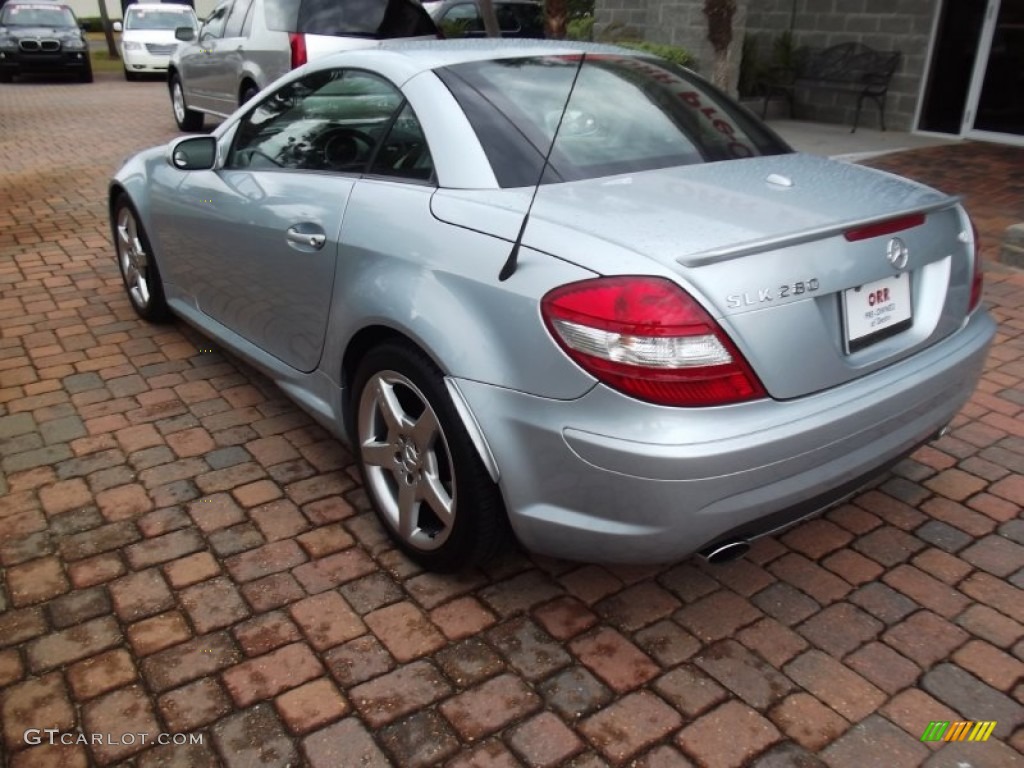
[{"xmin": 842, "ymin": 273, "xmax": 912, "ymax": 352}]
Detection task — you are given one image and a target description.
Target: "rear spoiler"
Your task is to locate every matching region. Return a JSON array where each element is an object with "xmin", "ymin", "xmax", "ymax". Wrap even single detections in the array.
[{"xmin": 677, "ymin": 195, "xmax": 962, "ymax": 268}]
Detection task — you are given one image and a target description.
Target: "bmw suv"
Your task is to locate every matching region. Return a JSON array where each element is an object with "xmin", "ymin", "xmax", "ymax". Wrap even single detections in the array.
[
  {"xmin": 0, "ymin": 1, "xmax": 92, "ymax": 83},
  {"xmin": 167, "ymin": 0, "xmax": 439, "ymax": 131}
]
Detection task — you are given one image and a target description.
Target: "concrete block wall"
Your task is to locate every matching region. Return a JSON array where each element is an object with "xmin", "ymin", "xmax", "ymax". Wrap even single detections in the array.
[
  {"xmin": 743, "ymin": 0, "xmax": 938, "ymax": 130},
  {"xmin": 594, "ymin": 0, "xmax": 651, "ymax": 38},
  {"xmin": 594, "ymin": 0, "xmax": 749, "ymax": 96},
  {"xmin": 595, "ymin": 0, "xmax": 937, "ymax": 127}
]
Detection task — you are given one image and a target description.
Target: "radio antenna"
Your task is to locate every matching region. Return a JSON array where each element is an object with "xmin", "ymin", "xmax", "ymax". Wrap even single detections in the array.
[{"xmin": 498, "ymin": 52, "xmax": 586, "ymax": 282}]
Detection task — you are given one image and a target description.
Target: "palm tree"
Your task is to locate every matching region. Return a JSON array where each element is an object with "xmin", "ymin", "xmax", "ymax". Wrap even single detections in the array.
[
  {"xmin": 478, "ymin": 0, "xmax": 500, "ymax": 36},
  {"xmin": 703, "ymin": 0, "xmax": 735, "ymax": 90},
  {"xmin": 97, "ymin": 0, "xmax": 118, "ymax": 58},
  {"xmin": 545, "ymin": 0, "xmax": 568, "ymax": 38}
]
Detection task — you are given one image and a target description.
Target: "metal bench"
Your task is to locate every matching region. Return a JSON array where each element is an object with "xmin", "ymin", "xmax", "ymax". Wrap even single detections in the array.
[{"xmin": 760, "ymin": 42, "xmax": 901, "ymax": 133}]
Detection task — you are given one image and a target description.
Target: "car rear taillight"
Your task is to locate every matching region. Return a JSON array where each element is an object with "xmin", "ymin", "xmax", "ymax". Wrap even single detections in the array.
[
  {"xmin": 541, "ymin": 277, "xmax": 767, "ymax": 407},
  {"xmin": 289, "ymin": 33, "xmax": 307, "ymax": 69},
  {"xmin": 969, "ymin": 217, "xmax": 984, "ymax": 313}
]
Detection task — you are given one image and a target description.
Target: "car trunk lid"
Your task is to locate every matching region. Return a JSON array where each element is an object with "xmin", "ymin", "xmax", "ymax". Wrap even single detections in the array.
[{"xmin": 432, "ymin": 154, "xmax": 974, "ymax": 400}]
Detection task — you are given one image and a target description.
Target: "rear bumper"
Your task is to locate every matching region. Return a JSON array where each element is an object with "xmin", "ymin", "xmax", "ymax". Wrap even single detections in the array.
[{"xmin": 455, "ymin": 310, "xmax": 995, "ymax": 564}]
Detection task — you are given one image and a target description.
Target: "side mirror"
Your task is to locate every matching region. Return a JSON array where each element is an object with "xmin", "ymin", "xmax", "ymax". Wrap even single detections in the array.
[
  {"xmin": 167, "ymin": 136, "xmax": 217, "ymax": 171},
  {"xmin": 112, "ymin": 21, "xmax": 122, "ymax": 32},
  {"xmin": 175, "ymin": 25, "xmax": 196, "ymax": 41}
]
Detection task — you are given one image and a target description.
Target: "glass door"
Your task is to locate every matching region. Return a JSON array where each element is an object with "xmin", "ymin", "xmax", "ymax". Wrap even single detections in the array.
[
  {"xmin": 917, "ymin": 0, "xmax": 988, "ymax": 135},
  {"xmin": 964, "ymin": 0, "xmax": 1024, "ymax": 144}
]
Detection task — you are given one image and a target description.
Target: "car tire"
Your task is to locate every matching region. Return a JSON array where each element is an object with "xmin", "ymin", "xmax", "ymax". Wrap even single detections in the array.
[
  {"xmin": 240, "ymin": 82, "xmax": 259, "ymax": 106},
  {"xmin": 0, "ymin": 70, "xmax": 13, "ymax": 83},
  {"xmin": 170, "ymin": 74, "xmax": 203, "ymax": 132},
  {"xmin": 351, "ymin": 341, "xmax": 506, "ymax": 572},
  {"xmin": 112, "ymin": 195, "xmax": 171, "ymax": 322},
  {"xmin": 124, "ymin": 68, "xmax": 137, "ymax": 81},
  {"xmin": 79, "ymin": 65, "xmax": 93, "ymax": 83}
]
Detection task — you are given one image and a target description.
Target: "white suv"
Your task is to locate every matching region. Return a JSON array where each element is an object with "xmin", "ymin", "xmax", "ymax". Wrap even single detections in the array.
[
  {"xmin": 167, "ymin": 0, "xmax": 439, "ymax": 131},
  {"xmin": 116, "ymin": 3, "xmax": 197, "ymax": 80}
]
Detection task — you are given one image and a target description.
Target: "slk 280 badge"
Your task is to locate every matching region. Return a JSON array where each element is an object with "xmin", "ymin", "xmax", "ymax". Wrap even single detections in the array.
[{"xmin": 726, "ymin": 279, "xmax": 821, "ymax": 309}]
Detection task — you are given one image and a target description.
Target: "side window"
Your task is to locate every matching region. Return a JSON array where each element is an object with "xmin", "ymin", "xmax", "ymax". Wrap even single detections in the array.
[
  {"xmin": 227, "ymin": 69, "xmax": 405, "ymax": 173},
  {"xmin": 495, "ymin": 3, "xmax": 520, "ymax": 34},
  {"xmin": 369, "ymin": 102, "xmax": 435, "ymax": 182},
  {"xmin": 200, "ymin": 1, "xmax": 231, "ymax": 39},
  {"xmin": 223, "ymin": 0, "xmax": 254, "ymax": 37},
  {"xmin": 440, "ymin": 3, "xmax": 483, "ymax": 35}
]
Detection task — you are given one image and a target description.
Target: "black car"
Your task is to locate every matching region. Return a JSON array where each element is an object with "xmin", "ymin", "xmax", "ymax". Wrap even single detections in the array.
[
  {"xmin": 0, "ymin": 1, "xmax": 92, "ymax": 82},
  {"xmin": 424, "ymin": 0, "xmax": 543, "ymax": 38}
]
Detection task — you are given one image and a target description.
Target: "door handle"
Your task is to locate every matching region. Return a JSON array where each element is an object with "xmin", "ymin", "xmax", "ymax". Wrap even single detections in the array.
[{"xmin": 286, "ymin": 227, "xmax": 326, "ymax": 249}]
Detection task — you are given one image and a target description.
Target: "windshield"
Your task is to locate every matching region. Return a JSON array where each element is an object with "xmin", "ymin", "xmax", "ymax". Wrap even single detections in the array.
[
  {"xmin": 438, "ymin": 54, "xmax": 792, "ymax": 187},
  {"xmin": 1, "ymin": 4, "xmax": 77, "ymax": 27},
  {"xmin": 266, "ymin": 0, "xmax": 438, "ymax": 38},
  {"xmin": 125, "ymin": 8, "xmax": 195, "ymax": 30}
]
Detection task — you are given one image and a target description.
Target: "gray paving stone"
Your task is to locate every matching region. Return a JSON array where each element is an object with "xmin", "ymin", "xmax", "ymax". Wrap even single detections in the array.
[
  {"xmin": 2, "ymin": 444, "xmax": 72, "ymax": 473},
  {"xmin": 915, "ymin": 520, "xmax": 972, "ymax": 553},
  {"xmin": 0, "ymin": 412, "xmax": 37, "ymax": 438},
  {"xmin": 61, "ymin": 372, "xmax": 104, "ymax": 393},
  {"xmin": 921, "ymin": 663, "xmax": 1024, "ymax": 739},
  {"xmin": 40, "ymin": 415, "xmax": 86, "ymax": 444},
  {"xmin": 212, "ymin": 704, "xmax": 298, "ymax": 768}
]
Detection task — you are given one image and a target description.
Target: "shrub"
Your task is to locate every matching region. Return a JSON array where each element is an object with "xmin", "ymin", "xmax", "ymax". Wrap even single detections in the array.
[
  {"xmin": 566, "ymin": 16, "xmax": 694, "ymax": 68},
  {"xmin": 616, "ymin": 40, "xmax": 693, "ymax": 68},
  {"xmin": 77, "ymin": 16, "xmax": 105, "ymax": 32},
  {"xmin": 566, "ymin": 15, "xmax": 594, "ymax": 41}
]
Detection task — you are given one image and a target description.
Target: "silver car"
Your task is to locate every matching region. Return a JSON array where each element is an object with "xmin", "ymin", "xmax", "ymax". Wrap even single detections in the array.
[
  {"xmin": 111, "ymin": 40, "xmax": 995, "ymax": 571},
  {"xmin": 167, "ymin": 0, "xmax": 439, "ymax": 131}
]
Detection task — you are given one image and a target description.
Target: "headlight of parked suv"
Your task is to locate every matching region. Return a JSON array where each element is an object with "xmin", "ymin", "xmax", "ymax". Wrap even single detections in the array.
[
  {"xmin": 0, "ymin": 37, "xmax": 17, "ymax": 51},
  {"xmin": 63, "ymin": 38, "xmax": 87, "ymax": 50},
  {"xmin": 122, "ymin": 41, "xmax": 143, "ymax": 51}
]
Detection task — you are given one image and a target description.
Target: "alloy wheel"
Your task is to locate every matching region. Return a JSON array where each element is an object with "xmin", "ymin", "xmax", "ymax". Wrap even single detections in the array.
[
  {"xmin": 116, "ymin": 206, "xmax": 151, "ymax": 309},
  {"xmin": 358, "ymin": 370, "xmax": 456, "ymax": 551},
  {"xmin": 172, "ymin": 82, "xmax": 186, "ymax": 125}
]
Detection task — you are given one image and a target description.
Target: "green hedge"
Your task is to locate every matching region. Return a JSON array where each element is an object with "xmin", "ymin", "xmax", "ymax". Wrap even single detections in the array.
[
  {"xmin": 77, "ymin": 17, "xmax": 116, "ymax": 33},
  {"xmin": 566, "ymin": 16, "xmax": 693, "ymax": 69}
]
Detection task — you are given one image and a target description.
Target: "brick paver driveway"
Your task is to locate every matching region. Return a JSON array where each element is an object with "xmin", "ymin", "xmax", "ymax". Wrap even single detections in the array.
[{"xmin": 1, "ymin": 72, "xmax": 1023, "ymax": 768}]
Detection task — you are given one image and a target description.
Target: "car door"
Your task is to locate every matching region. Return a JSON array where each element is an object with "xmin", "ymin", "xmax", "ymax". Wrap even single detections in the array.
[
  {"xmin": 213, "ymin": 0, "xmax": 255, "ymax": 107},
  {"xmin": 163, "ymin": 68, "xmax": 406, "ymax": 372},
  {"xmin": 178, "ymin": 0, "xmax": 232, "ymax": 112}
]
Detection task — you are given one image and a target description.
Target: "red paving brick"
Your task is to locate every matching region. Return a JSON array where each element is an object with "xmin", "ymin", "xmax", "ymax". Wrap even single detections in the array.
[{"xmin": 1, "ymin": 76, "xmax": 1023, "ymax": 766}]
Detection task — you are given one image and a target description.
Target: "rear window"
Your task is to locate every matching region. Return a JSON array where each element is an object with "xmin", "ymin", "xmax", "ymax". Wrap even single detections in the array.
[
  {"xmin": 437, "ymin": 54, "xmax": 792, "ymax": 187},
  {"xmin": 1, "ymin": 4, "xmax": 77, "ymax": 27},
  {"xmin": 265, "ymin": 0, "xmax": 438, "ymax": 38}
]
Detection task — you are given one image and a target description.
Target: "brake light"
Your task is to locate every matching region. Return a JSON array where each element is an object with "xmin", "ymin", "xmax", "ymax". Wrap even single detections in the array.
[
  {"xmin": 289, "ymin": 33, "xmax": 306, "ymax": 70},
  {"xmin": 844, "ymin": 213, "xmax": 925, "ymax": 242},
  {"xmin": 969, "ymin": 217, "xmax": 984, "ymax": 313},
  {"xmin": 541, "ymin": 277, "xmax": 766, "ymax": 407}
]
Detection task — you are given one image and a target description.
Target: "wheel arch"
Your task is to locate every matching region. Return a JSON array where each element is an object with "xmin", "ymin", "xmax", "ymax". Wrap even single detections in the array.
[
  {"xmin": 340, "ymin": 324, "xmax": 500, "ymax": 483},
  {"xmin": 238, "ymin": 76, "xmax": 260, "ymax": 105},
  {"xmin": 341, "ymin": 325, "xmax": 436, "ymax": 426}
]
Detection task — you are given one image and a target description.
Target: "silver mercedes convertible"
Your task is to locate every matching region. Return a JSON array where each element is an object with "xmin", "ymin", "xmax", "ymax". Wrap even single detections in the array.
[{"xmin": 109, "ymin": 40, "xmax": 995, "ymax": 571}]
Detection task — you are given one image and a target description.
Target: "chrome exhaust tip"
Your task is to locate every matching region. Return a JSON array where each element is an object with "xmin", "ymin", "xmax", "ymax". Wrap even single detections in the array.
[
  {"xmin": 934, "ymin": 424, "xmax": 952, "ymax": 440},
  {"xmin": 699, "ymin": 539, "xmax": 751, "ymax": 564}
]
